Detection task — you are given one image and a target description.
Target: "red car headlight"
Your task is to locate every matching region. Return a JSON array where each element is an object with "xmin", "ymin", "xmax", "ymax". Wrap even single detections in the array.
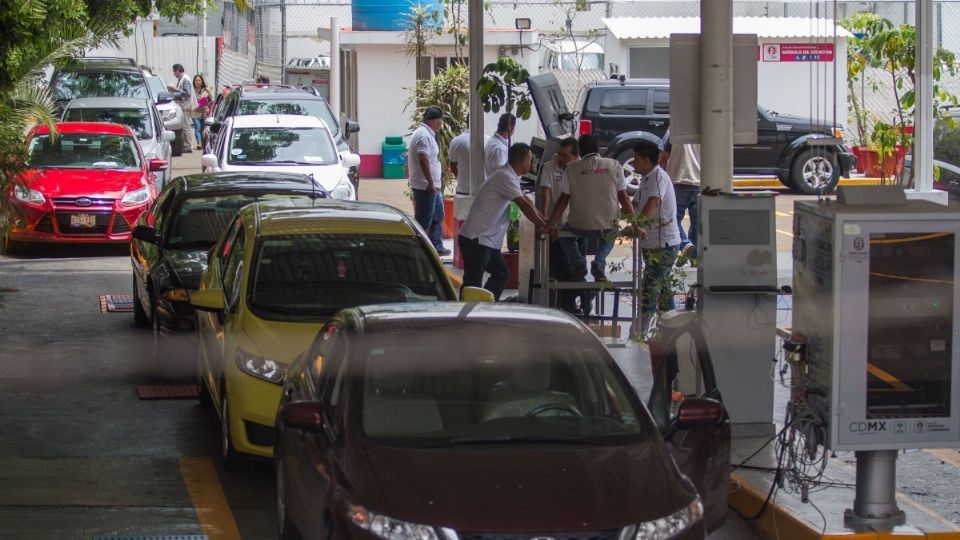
[{"xmin": 13, "ymin": 184, "xmax": 45, "ymax": 205}]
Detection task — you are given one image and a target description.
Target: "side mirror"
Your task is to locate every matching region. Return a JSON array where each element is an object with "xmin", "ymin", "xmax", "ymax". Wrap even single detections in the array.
[
  {"xmin": 279, "ymin": 401, "xmax": 324, "ymax": 432},
  {"xmin": 201, "ymin": 154, "xmax": 219, "ymax": 170},
  {"xmin": 132, "ymin": 225, "xmax": 160, "ymax": 244},
  {"xmin": 156, "ymin": 91, "xmax": 174, "ymax": 104},
  {"xmin": 339, "ymin": 152, "xmax": 361, "ymax": 169},
  {"xmin": 189, "ymin": 287, "xmax": 226, "ymax": 312},
  {"xmin": 461, "ymin": 286, "xmax": 495, "ymax": 303},
  {"xmin": 675, "ymin": 397, "xmax": 725, "ymax": 429},
  {"xmin": 210, "ymin": 122, "xmax": 222, "ymax": 134},
  {"xmin": 345, "ymin": 120, "xmax": 360, "ymax": 135},
  {"xmin": 149, "ymin": 158, "xmax": 168, "ymax": 171},
  {"xmin": 161, "ymin": 130, "xmax": 176, "ymax": 142},
  {"xmin": 204, "ymin": 117, "xmax": 216, "ymax": 127}
]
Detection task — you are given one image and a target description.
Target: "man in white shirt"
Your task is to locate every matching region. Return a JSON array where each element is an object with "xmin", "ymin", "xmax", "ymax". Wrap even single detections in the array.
[
  {"xmin": 167, "ymin": 63, "xmax": 197, "ymax": 153},
  {"xmin": 408, "ymin": 106, "xmax": 449, "ymax": 255},
  {"xmin": 483, "ymin": 113, "xmax": 515, "ymax": 178},
  {"xmin": 449, "ymin": 122, "xmax": 486, "ymax": 196},
  {"xmin": 632, "ymin": 140, "xmax": 682, "ymax": 331},
  {"xmin": 545, "ymin": 135, "xmax": 635, "ymax": 282},
  {"xmin": 659, "ymin": 129, "xmax": 701, "ymax": 262},
  {"xmin": 459, "ymin": 142, "xmax": 549, "ymax": 300}
]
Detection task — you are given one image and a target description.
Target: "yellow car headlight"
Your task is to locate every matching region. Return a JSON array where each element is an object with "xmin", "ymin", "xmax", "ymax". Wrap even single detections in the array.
[{"xmin": 235, "ymin": 348, "xmax": 286, "ymax": 384}]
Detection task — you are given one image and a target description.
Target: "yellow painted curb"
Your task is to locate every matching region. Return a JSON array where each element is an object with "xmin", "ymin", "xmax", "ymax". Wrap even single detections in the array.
[
  {"xmin": 179, "ymin": 457, "xmax": 242, "ymax": 540},
  {"xmin": 732, "ymin": 177, "xmax": 883, "ymax": 189}
]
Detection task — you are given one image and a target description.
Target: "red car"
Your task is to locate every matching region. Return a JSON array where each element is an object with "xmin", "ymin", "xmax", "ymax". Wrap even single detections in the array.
[{"xmin": 2, "ymin": 122, "xmax": 165, "ymax": 252}]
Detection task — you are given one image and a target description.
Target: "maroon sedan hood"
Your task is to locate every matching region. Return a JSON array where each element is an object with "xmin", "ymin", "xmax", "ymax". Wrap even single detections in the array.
[
  {"xmin": 357, "ymin": 441, "xmax": 691, "ymax": 532},
  {"xmin": 19, "ymin": 168, "xmax": 146, "ymax": 199}
]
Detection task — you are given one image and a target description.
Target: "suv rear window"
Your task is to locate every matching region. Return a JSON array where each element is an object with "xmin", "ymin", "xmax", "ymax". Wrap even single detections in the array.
[
  {"xmin": 599, "ymin": 90, "xmax": 646, "ymax": 116},
  {"xmin": 52, "ymin": 71, "xmax": 147, "ymax": 101}
]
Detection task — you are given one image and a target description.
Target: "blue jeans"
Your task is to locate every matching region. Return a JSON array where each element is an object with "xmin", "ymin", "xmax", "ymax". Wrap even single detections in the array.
[
  {"xmin": 558, "ymin": 226, "xmax": 616, "ymax": 277},
  {"xmin": 192, "ymin": 117, "xmax": 203, "ymax": 149},
  {"xmin": 412, "ymin": 188, "xmax": 444, "ymax": 249},
  {"xmin": 641, "ymin": 245, "xmax": 679, "ymax": 330},
  {"xmin": 675, "ymin": 184, "xmax": 698, "ymax": 248}
]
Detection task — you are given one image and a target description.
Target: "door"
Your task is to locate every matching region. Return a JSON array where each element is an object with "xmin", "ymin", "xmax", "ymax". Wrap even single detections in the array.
[
  {"xmin": 527, "ymin": 72, "xmax": 573, "ymax": 140},
  {"xmin": 199, "ymin": 217, "xmax": 244, "ymax": 405},
  {"xmin": 647, "ymin": 320, "xmax": 730, "ymax": 532},
  {"xmin": 734, "ymin": 108, "xmax": 781, "ymax": 174}
]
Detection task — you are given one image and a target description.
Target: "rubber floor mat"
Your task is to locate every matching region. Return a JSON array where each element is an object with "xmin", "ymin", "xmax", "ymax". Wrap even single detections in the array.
[
  {"xmin": 136, "ymin": 385, "xmax": 199, "ymax": 400},
  {"xmin": 99, "ymin": 294, "xmax": 134, "ymax": 313}
]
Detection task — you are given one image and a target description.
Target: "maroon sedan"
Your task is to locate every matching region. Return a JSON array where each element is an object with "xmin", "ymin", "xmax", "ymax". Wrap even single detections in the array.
[
  {"xmin": 275, "ymin": 303, "xmax": 730, "ymax": 540},
  {"xmin": 2, "ymin": 121, "xmax": 164, "ymax": 253}
]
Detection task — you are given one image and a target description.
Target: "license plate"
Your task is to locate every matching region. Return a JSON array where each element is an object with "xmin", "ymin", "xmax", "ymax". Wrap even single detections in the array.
[{"xmin": 70, "ymin": 213, "xmax": 97, "ymax": 228}]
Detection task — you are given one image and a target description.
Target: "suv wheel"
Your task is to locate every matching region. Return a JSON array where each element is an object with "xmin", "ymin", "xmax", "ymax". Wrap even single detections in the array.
[
  {"xmin": 790, "ymin": 148, "xmax": 840, "ymax": 195},
  {"xmin": 171, "ymin": 130, "xmax": 183, "ymax": 157},
  {"xmin": 617, "ymin": 150, "xmax": 642, "ymax": 197}
]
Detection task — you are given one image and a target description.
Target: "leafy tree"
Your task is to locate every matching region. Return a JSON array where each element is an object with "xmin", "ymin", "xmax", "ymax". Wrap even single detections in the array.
[{"xmin": 477, "ymin": 57, "xmax": 533, "ymax": 125}]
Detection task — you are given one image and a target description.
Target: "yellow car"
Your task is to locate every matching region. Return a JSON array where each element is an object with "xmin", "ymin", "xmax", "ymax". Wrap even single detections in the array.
[{"xmin": 190, "ymin": 199, "xmax": 491, "ymax": 469}]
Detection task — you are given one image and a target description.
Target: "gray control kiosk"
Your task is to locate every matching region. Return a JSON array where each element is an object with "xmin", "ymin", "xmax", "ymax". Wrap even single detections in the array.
[{"xmin": 793, "ymin": 187, "xmax": 960, "ymax": 529}]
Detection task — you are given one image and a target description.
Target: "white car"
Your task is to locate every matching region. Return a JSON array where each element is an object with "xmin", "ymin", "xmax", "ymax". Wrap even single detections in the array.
[{"xmin": 201, "ymin": 115, "xmax": 360, "ymax": 200}]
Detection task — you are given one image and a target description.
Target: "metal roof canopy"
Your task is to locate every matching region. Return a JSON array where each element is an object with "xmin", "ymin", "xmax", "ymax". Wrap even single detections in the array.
[{"xmin": 602, "ymin": 16, "xmax": 853, "ymax": 41}]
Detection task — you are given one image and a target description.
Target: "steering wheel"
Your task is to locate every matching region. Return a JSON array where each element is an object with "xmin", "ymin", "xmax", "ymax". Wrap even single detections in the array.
[{"xmin": 526, "ymin": 403, "xmax": 583, "ymax": 418}]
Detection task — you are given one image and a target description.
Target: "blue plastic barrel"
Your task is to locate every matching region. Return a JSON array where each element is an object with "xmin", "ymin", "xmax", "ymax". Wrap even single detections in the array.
[{"xmin": 352, "ymin": 0, "xmax": 444, "ymax": 31}]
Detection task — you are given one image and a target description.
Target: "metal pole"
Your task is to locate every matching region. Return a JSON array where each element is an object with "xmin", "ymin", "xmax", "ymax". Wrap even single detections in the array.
[
  {"xmin": 201, "ymin": 4, "xmax": 208, "ymax": 78},
  {"xmin": 844, "ymin": 450, "xmax": 906, "ymax": 530},
  {"xmin": 699, "ymin": 0, "xmax": 733, "ymax": 193},
  {"xmin": 468, "ymin": 0, "xmax": 485, "ymax": 197},
  {"xmin": 915, "ymin": 0, "xmax": 934, "ymax": 194},
  {"xmin": 331, "ymin": 16, "xmax": 341, "ymax": 118},
  {"xmin": 280, "ymin": 0, "xmax": 287, "ymax": 82}
]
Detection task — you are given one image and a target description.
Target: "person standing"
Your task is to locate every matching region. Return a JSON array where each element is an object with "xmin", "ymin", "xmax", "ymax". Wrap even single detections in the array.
[
  {"xmin": 632, "ymin": 140, "xmax": 682, "ymax": 331},
  {"xmin": 484, "ymin": 113, "xmax": 516, "ymax": 178},
  {"xmin": 168, "ymin": 64, "xmax": 197, "ymax": 153},
  {"xmin": 459, "ymin": 143, "xmax": 549, "ymax": 300},
  {"xmin": 545, "ymin": 135, "xmax": 634, "ymax": 282},
  {"xmin": 408, "ymin": 106, "xmax": 450, "ymax": 256},
  {"xmin": 449, "ymin": 119, "xmax": 486, "ymax": 197},
  {"xmin": 539, "ymin": 137, "xmax": 587, "ymax": 312},
  {"xmin": 658, "ymin": 129, "xmax": 701, "ymax": 263},
  {"xmin": 192, "ymin": 74, "xmax": 212, "ymax": 151}
]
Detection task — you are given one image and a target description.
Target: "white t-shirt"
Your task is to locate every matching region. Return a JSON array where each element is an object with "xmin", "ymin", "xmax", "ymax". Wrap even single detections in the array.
[
  {"xmin": 539, "ymin": 157, "xmax": 568, "ymax": 217},
  {"xmin": 634, "ymin": 165, "xmax": 681, "ymax": 249},
  {"xmin": 484, "ymin": 133, "xmax": 509, "ymax": 179},
  {"xmin": 408, "ymin": 123, "xmax": 441, "ymax": 190},
  {"xmin": 449, "ymin": 130, "xmax": 488, "ymax": 195},
  {"xmin": 661, "ymin": 129, "xmax": 701, "ymax": 187},
  {"xmin": 459, "ymin": 166, "xmax": 524, "ymax": 250}
]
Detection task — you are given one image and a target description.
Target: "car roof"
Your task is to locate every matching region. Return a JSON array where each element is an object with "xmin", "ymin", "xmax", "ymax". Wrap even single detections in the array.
[
  {"xmin": 243, "ymin": 200, "xmax": 416, "ymax": 237},
  {"xmin": 34, "ymin": 122, "xmax": 135, "ymax": 136},
  {"xmin": 58, "ymin": 57, "xmax": 140, "ymax": 72},
  {"xmin": 589, "ymin": 78, "xmax": 670, "ymax": 87},
  {"xmin": 174, "ymin": 172, "xmax": 320, "ymax": 194},
  {"xmin": 347, "ymin": 302, "xmax": 592, "ymax": 336},
  {"xmin": 229, "ymin": 114, "xmax": 329, "ymax": 129},
  {"xmin": 238, "ymin": 86, "xmax": 312, "ymax": 97},
  {"xmin": 62, "ymin": 97, "xmax": 151, "ymax": 109}
]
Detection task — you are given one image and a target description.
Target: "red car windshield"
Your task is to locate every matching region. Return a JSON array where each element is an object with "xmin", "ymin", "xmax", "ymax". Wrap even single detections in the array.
[{"xmin": 26, "ymin": 133, "xmax": 141, "ymax": 170}]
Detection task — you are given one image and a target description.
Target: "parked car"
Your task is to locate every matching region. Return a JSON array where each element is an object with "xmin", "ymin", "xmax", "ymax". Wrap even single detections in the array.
[
  {"xmin": 2, "ymin": 122, "xmax": 164, "ymax": 253},
  {"xmin": 274, "ymin": 302, "xmax": 728, "ymax": 540},
  {"xmin": 49, "ymin": 57, "xmax": 150, "ymax": 116},
  {"xmin": 200, "ymin": 114, "xmax": 360, "ymax": 200},
  {"xmin": 144, "ymin": 74, "xmax": 186, "ymax": 157},
  {"xmin": 129, "ymin": 172, "xmax": 326, "ymax": 352},
  {"xmin": 205, "ymin": 84, "xmax": 360, "ymax": 190},
  {"xmin": 61, "ymin": 97, "xmax": 175, "ymax": 188},
  {"xmin": 527, "ymin": 74, "xmax": 856, "ymax": 194},
  {"xmin": 188, "ymin": 200, "xmax": 489, "ymax": 469},
  {"xmin": 539, "ymin": 38, "xmax": 605, "ymax": 72}
]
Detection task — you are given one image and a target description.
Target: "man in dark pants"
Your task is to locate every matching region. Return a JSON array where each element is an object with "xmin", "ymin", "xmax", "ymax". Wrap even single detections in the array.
[
  {"xmin": 408, "ymin": 106, "xmax": 449, "ymax": 255},
  {"xmin": 459, "ymin": 143, "xmax": 549, "ymax": 300}
]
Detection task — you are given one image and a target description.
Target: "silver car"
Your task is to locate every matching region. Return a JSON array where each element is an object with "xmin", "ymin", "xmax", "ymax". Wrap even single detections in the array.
[
  {"xmin": 145, "ymin": 75, "xmax": 186, "ymax": 158},
  {"xmin": 61, "ymin": 97, "xmax": 176, "ymax": 188}
]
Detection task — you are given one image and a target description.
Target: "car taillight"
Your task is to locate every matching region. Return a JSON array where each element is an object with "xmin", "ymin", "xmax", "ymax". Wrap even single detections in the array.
[{"xmin": 579, "ymin": 119, "xmax": 592, "ymax": 136}]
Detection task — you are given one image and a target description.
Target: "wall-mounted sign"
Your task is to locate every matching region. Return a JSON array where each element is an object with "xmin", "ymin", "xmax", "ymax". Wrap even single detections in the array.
[{"xmin": 761, "ymin": 43, "xmax": 834, "ymax": 62}]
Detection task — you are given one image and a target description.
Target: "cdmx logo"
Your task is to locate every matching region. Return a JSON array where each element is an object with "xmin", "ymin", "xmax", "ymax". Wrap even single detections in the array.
[{"xmin": 850, "ymin": 421, "xmax": 886, "ymax": 433}]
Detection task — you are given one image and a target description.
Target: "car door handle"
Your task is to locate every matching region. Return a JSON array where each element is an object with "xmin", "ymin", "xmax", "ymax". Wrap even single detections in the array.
[{"xmin": 650, "ymin": 121, "xmax": 665, "ymax": 127}]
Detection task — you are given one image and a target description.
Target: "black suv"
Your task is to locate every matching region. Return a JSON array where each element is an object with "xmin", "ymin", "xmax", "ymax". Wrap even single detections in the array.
[
  {"xmin": 206, "ymin": 84, "xmax": 361, "ymax": 188},
  {"xmin": 528, "ymin": 74, "xmax": 856, "ymax": 194},
  {"xmin": 49, "ymin": 57, "xmax": 160, "ymax": 116}
]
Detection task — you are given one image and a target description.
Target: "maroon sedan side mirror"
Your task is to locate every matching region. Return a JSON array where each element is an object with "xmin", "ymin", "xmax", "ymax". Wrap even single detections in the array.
[
  {"xmin": 279, "ymin": 401, "xmax": 324, "ymax": 432},
  {"xmin": 149, "ymin": 158, "xmax": 168, "ymax": 171},
  {"xmin": 675, "ymin": 398, "xmax": 725, "ymax": 429}
]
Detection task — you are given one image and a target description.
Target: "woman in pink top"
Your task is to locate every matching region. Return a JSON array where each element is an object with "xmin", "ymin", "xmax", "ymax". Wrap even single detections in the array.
[{"xmin": 192, "ymin": 74, "xmax": 213, "ymax": 151}]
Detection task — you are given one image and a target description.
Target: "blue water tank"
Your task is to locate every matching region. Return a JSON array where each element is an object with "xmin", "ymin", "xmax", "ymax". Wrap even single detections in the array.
[{"xmin": 352, "ymin": 0, "xmax": 444, "ymax": 32}]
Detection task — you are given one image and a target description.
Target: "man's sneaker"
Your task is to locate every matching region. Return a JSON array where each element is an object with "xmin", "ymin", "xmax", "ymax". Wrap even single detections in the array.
[
  {"xmin": 571, "ymin": 265, "xmax": 588, "ymax": 282},
  {"xmin": 679, "ymin": 243, "xmax": 695, "ymax": 258},
  {"xmin": 183, "ymin": 147, "xmax": 193, "ymax": 153},
  {"xmin": 436, "ymin": 247, "xmax": 452, "ymax": 256},
  {"xmin": 590, "ymin": 264, "xmax": 608, "ymax": 282}
]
